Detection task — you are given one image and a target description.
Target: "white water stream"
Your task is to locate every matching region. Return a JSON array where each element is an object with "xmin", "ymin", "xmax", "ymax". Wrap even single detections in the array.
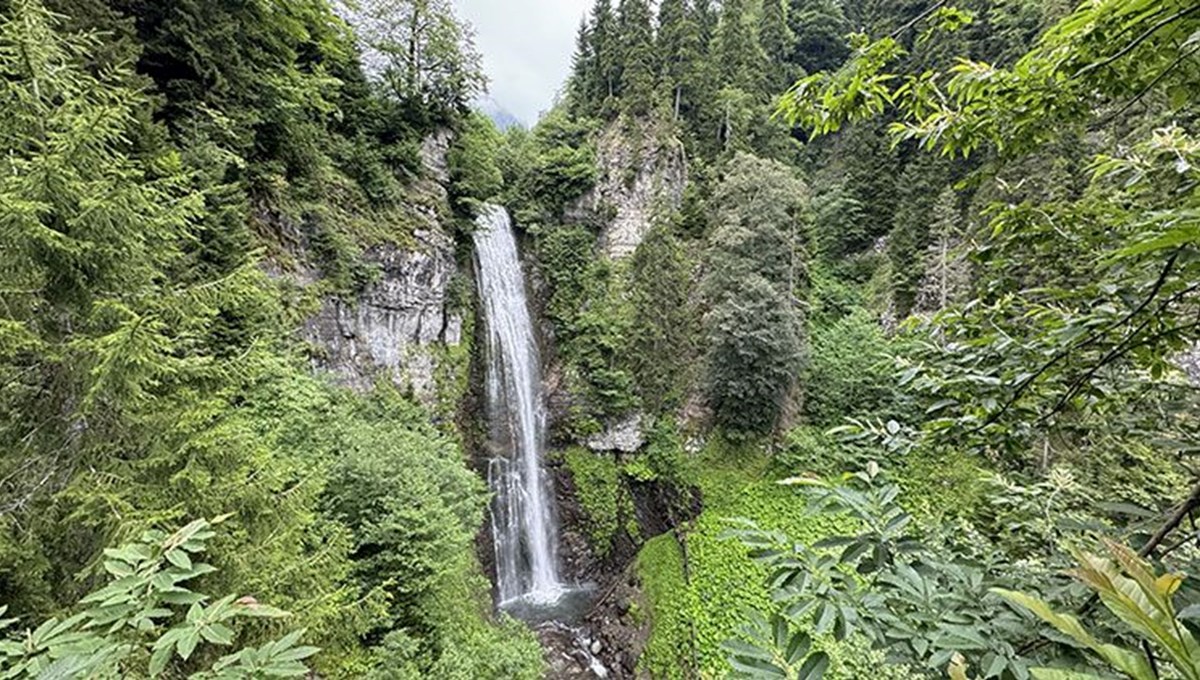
[{"xmin": 475, "ymin": 204, "xmax": 565, "ymax": 607}]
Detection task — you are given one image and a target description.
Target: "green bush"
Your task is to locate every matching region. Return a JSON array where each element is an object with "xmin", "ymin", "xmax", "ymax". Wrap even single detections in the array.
[
  {"xmin": 449, "ymin": 112, "xmax": 505, "ymax": 212},
  {"xmin": 563, "ymin": 448, "xmax": 637, "ymax": 556},
  {"xmin": 803, "ymin": 308, "xmax": 899, "ymax": 426}
]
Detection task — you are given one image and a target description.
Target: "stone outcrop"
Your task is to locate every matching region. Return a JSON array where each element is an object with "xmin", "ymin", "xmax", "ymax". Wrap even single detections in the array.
[
  {"xmin": 584, "ymin": 413, "xmax": 645, "ymax": 454},
  {"xmin": 296, "ymin": 130, "xmax": 464, "ymax": 405},
  {"xmin": 572, "ymin": 120, "xmax": 687, "ymax": 259},
  {"xmin": 303, "ymin": 228, "xmax": 462, "ymax": 401}
]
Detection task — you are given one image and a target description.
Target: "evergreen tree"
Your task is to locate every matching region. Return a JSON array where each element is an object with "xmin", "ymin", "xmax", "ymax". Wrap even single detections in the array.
[
  {"xmin": 682, "ymin": 0, "xmax": 724, "ymax": 155},
  {"xmin": 702, "ymin": 154, "xmax": 807, "ymax": 435},
  {"xmin": 589, "ymin": 0, "xmax": 620, "ymax": 114},
  {"xmin": 808, "ymin": 179, "xmax": 865, "ymax": 263},
  {"xmin": 788, "ymin": 0, "xmax": 850, "ymax": 75},
  {"xmin": 628, "ymin": 222, "xmax": 696, "ymax": 413},
  {"xmin": 715, "ymin": 0, "xmax": 756, "ymax": 90},
  {"xmin": 914, "ymin": 187, "xmax": 971, "ymax": 314},
  {"xmin": 759, "ymin": 0, "xmax": 797, "ymax": 93},
  {"xmin": 0, "ymin": 0, "xmax": 326, "ymax": 623},
  {"xmin": 656, "ymin": 0, "xmax": 697, "ymax": 120},
  {"xmin": 838, "ymin": 123, "xmax": 899, "ymax": 255},
  {"xmin": 616, "ymin": 0, "xmax": 656, "ymax": 115},
  {"xmin": 567, "ymin": 18, "xmax": 596, "ymax": 114},
  {"xmin": 887, "ymin": 154, "xmax": 949, "ymax": 316}
]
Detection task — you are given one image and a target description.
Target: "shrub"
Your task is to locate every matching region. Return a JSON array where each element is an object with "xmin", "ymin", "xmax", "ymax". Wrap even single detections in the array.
[{"xmin": 803, "ymin": 308, "xmax": 898, "ymax": 426}]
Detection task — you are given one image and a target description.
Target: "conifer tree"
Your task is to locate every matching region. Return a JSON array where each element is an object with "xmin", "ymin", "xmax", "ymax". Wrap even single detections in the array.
[
  {"xmin": 683, "ymin": 0, "xmax": 723, "ymax": 155},
  {"xmin": 589, "ymin": 0, "xmax": 620, "ymax": 114},
  {"xmin": 915, "ymin": 187, "xmax": 971, "ymax": 313},
  {"xmin": 886, "ymin": 154, "xmax": 948, "ymax": 316},
  {"xmin": 788, "ymin": 0, "xmax": 850, "ymax": 75},
  {"xmin": 616, "ymin": 0, "xmax": 656, "ymax": 115},
  {"xmin": 692, "ymin": 0, "xmax": 718, "ymax": 44},
  {"xmin": 0, "ymin": 0, "xmax": 347, "ymax": 637},
  {"xmin": 629, "ymin": 222, "xmax": 696, "ymax": 413},
  {"xmin": 702, "ymin": 154, "xmax": 806, "ymax": 435},
  {"xmin": 716, "ymin": 0, "xmax": 756, "ymax": 90},
  {"xmin": 568, "ymin": 18, "xmax": 596, "ymax": 114},
  {"xmin": 759, "ymin": 0, "xmax": 797, "ymax": 93},
  {"xmin": 656, "ymin": 0, "xmax": 696, "ymax": 120}
]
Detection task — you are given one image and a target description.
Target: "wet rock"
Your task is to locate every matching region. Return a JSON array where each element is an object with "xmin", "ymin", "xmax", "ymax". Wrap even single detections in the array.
[{"xmin": 538, "ymin": 622, "xmax": 610, "ymax": 679}]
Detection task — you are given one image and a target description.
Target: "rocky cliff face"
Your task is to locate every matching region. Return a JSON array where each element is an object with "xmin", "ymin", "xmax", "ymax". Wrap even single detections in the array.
[
  {"xmin": 300, "ymin": 131, "xmax": 465, "ymax": 405},
  {"xmin": 304, "ymin": 229, "xmax": 462, "ymax": 401},
  {"xmin": 572, "ymin": 120, "xmax": 687, "ymax": 259}
]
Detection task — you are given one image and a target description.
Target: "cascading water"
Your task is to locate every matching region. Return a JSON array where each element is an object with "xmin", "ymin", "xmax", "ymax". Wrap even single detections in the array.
[{"xmin": 475, "ymin": 204, "xmax": 565, "ymax": 608}]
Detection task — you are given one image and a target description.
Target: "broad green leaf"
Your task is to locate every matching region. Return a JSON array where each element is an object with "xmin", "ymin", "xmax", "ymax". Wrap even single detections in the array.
[{"xmin": 797, "ymin": 651, "xmax": 830, "ymax": 680}]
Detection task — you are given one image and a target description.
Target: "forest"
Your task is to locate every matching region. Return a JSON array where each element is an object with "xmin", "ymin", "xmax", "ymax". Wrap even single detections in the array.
[{"xmin": 0, "ymin": 0, "xmax": 1198, "ymax": 678}]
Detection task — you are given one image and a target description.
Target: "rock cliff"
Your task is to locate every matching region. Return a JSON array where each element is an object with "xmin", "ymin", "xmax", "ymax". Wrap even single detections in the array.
[
  {"xmin": 572, "ymin": 120, "xmax": 687, "ymax": 259},
  {"xmin": 299, "ymin": 131, "xmax": 465, "ymax": 405}
]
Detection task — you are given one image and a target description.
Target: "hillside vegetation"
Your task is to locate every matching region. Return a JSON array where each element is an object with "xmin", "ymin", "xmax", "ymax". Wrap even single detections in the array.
[{"xmin": 3, "ymin": 0, "xmax": 1200, "ymax": 678}]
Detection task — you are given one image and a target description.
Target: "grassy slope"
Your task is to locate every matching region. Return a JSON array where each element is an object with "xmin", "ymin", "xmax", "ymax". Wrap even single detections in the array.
[{"xmin": 636, "ymin": 442, "xmax": 919, "ymax": 679}]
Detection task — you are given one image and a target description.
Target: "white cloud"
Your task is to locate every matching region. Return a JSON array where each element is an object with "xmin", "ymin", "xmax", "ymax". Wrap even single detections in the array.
[{"xmin": 453, "ymin": 0, "xmax": 593, "ymax": 124}]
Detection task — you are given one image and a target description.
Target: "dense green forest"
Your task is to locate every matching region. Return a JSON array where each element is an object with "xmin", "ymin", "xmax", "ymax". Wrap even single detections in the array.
[{"xmin": 2, "ymin": 0, "xmax": 1200, "ymax": 678}]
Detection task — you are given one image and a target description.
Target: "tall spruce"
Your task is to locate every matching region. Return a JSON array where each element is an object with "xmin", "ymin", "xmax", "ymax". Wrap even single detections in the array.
[
  {"xmin": 702, "ymin": 154, "xmax": 806, "ymax": 435},
  {"xmin": 629, "ymin": 222, "xmax": 696, "ymax": 413},
  {"xmin": 656, "ymin": 0, "xmax": 696, "ymax": 120},
  {"xmin": 589, "ymin": 0, "xmax": 619, "ymax": 114},
  {"xmin": 683, "ymin": 0, "xmax": 723, "ymax": 155},
  {"xmin": 616, "ymin": 0, "xmax": 656, "ymax": 115},
  {"xmin": 758, "ymin": 0, "xmax": 795, "ymax": 93},
  {"xmin": 715, "ymin": 0, "xmax": 756, "ymax": 90},
  {"xmin": 788, "ymin": 0, "xmax": 850, "ymax": 75},
  {"xmin": 568, "ymin": 18, "xmax": 596, "ymax": 114}
]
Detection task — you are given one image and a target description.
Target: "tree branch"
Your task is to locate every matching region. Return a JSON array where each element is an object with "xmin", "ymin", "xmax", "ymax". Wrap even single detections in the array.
[
  {"xmin": 1075, "ymin": 4, "xmax": 1200, "ymax": 79},
  {"xmin": 887, "ymin": 0, "xmax": 949, "ymax": 40},
  {"xmin": 968, "ymin": 249, "xmax": 1183, "ymax": 435}
]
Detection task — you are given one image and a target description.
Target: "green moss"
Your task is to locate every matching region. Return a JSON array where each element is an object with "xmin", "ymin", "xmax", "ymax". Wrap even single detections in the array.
[
  {"xmin": 637, "ymin": 533, "xmax": 692, "ymax": 679},
  {"xmin": 432, "ymin": 304, "xmax": 475, "ymax": 429},
  {"xmin": 562, "ymin": 447, "xmax": 636, "ymax": 557},
  {"xmin": 635, "ymin": 440, "xmax": 916, "ymax": 679}
]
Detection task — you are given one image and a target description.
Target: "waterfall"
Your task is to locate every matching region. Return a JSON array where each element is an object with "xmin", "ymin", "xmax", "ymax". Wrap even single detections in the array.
[{"xmin": 474, "ymin": 204, "xmax": 564, "ymax": 608}]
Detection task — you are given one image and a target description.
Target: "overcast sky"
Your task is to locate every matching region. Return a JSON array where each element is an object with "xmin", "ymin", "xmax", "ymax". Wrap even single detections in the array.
[{"xmin": 453, "ymin": 0, "xmax": 592, "ymax": 124}]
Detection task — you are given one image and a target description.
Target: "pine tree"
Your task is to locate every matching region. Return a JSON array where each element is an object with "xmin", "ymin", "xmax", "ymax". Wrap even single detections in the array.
[
  {"xmin": 616, "ymin": 0, "xmax": 656, "ymax": 115},
  {"xmin": 567, "ymin": 18, "xmax": 596, "ymax": 114},
  {"xmin": 716, "ymin": 0, "xmax": 756, "ymax": 90},
  {"xmin": 886, "ymin": 154, "xmax": 948, "ymax": 316},
  {"xmin": 837, "ymin": 122, "xmax": 899, "ymax": 255},
  {"xmin": 702, "ymin": 154, "xmax": 807, "ymax": 435},
  {"xmin": 656, "ymin": 0, "xmax": 697, "ymax": 120},
  {"xmin": 788, "ymin": 0, "xmax": 850, "ymax": 75},
  {"xmin": 629, "ymin": 222, "xmax": 696, "ymax": 413},
  {"xmin": 915, "ymin": 187, "xmax": 971, "ymax": 314},
  {"xmin": 682, "ymin": 0, "xmax": 724, "ymax": 154},
  {"xmin": 589, "ymin": 0, "xmax": 620, "ymax": 114},
  {"xmin": 0, "ymin": 0, "xmax": 351, "ymax": 641},
  {"xmin": 759, "ymin": 0, "xmax": 796, "ymax": 93}
]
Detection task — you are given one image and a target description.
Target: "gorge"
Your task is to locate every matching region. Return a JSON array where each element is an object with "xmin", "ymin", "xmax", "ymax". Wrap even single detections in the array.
[{"xmin": 2, "ymin": 1, "xmax": 1199, "ymax": 679}]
